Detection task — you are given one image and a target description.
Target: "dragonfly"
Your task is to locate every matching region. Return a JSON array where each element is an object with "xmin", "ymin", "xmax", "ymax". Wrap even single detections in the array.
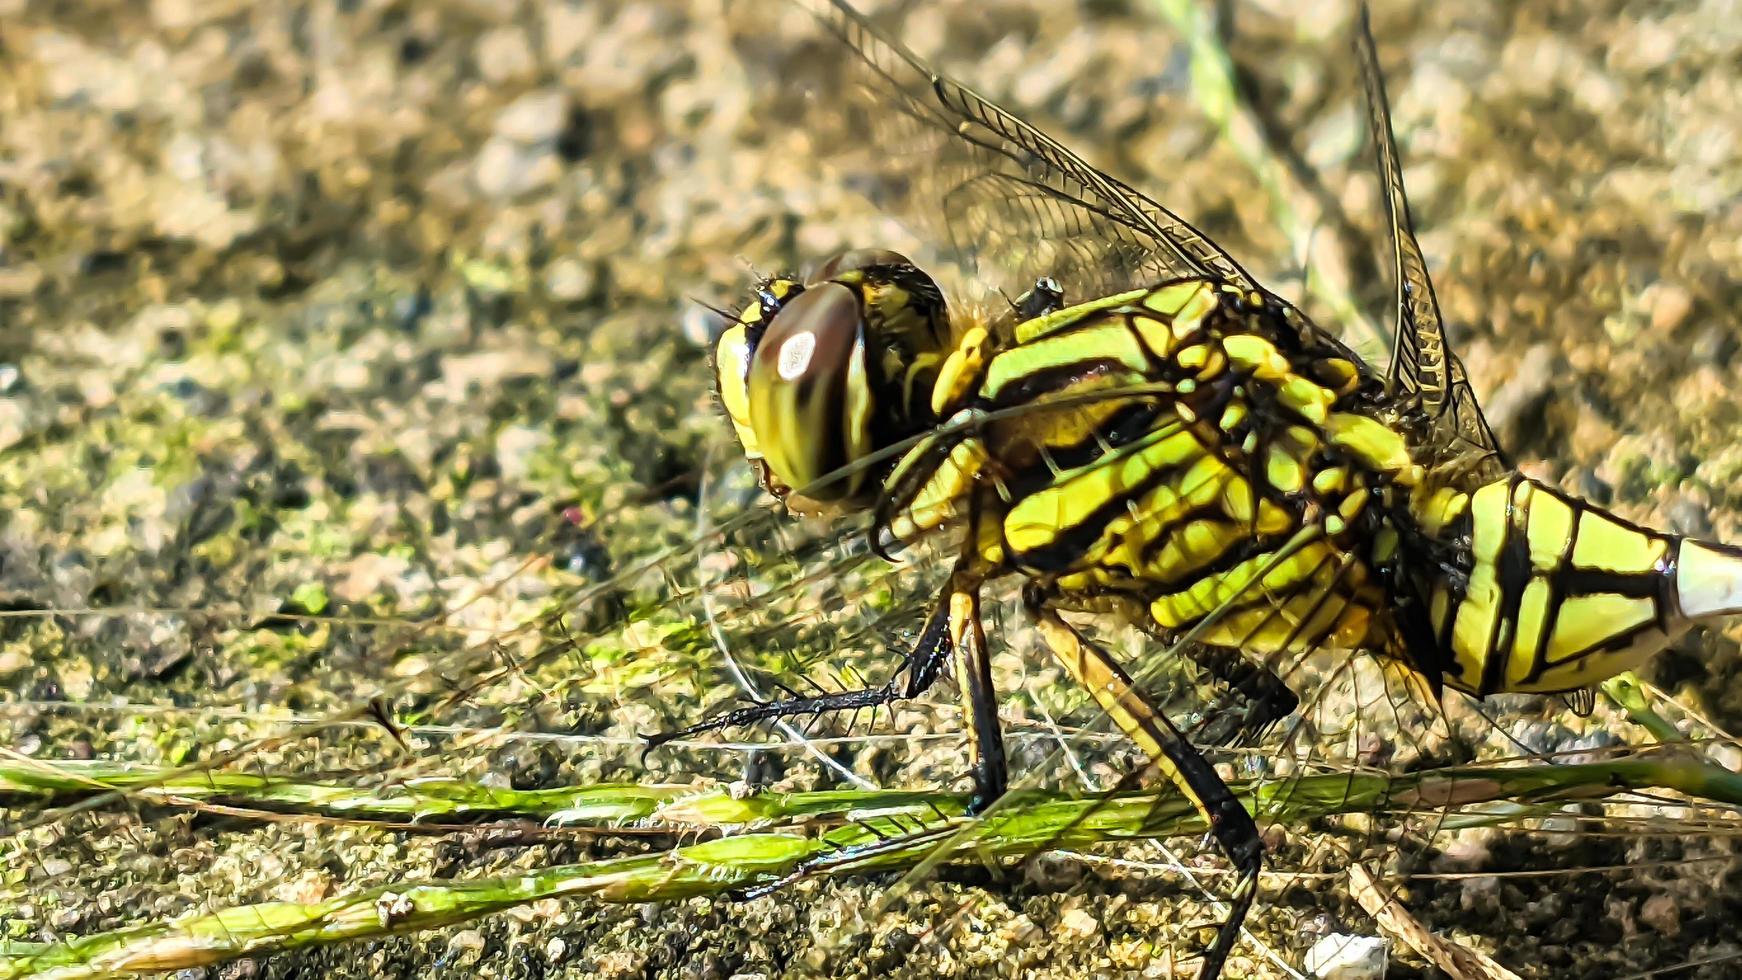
[{"xmin": 652, "ymin": 0, "xmax": 1742, "ymax": 975}]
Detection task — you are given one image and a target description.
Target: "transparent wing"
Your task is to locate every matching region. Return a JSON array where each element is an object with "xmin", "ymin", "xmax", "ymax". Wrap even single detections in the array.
[
  {"xmin": 767, "ymin": 0, "xmax": 1260, "ymax": 311},
  {"xmin": 1353, "ymin": 4, "xmax": 1508, "ymax": 477}
]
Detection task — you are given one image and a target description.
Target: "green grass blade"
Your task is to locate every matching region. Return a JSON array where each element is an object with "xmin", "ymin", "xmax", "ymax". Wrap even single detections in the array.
[{"xmin": 5, "ymin": 755, "xmax": 1737, "ymax": 978}]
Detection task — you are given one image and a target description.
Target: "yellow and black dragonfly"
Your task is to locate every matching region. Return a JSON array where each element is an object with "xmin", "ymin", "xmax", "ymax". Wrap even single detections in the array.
[{"xmin": 656, "ymin": 1, "xmax": 1742, "ymax": 974}]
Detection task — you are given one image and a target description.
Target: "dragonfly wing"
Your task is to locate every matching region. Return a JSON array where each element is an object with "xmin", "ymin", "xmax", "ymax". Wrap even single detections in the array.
[
  {"xmin": 1353, "ymin": 5, "xmax": 1508, "ymax": 475},
  {"xmin": 778, "ymin": 0, "xmax": 1261, "ymax": 310}
]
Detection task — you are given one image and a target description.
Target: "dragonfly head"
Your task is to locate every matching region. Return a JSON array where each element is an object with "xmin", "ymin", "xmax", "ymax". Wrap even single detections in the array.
[{"xmin": 713, "ymin": 249, "xmax": 951, "ymax": 512}]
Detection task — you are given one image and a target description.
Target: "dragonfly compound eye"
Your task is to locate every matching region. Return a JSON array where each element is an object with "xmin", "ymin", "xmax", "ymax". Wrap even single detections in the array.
[
  {"xmin": 746, "ymin": 281, "xmax": 876, "ymax": 504},
  {"xmin": 804, "ymin": 248, "xmax": 915, "ymax": 284},
  {"xmin": 714, "ymin": 254, "xmax": 950, "ymax": 511}
]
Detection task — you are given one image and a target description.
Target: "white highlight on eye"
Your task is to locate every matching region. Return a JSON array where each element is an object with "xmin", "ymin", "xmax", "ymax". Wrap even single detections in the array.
[{"xmin": 777, "ymin": 330, "xmax": 817, "ymax": 381}]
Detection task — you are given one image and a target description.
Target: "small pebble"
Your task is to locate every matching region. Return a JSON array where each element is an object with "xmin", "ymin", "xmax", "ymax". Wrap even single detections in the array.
[
  {"xmin": 545, "ymin": 257, "xmax": 595, "ymax": 302},
  {"xmin": 1303, "ymin": 934, "xmax": 1387, "ymax": 979},
  {"xmin": 477, "ymin": 27, "xmax": 536, "ymax": 84},
  {"xmin": 1642, "ymin": 281, "xmax": 1695, "ymax": 333},
  {"xmin": 1640, "ymin": 893, "xmax": 1681, "ymax": 937},
  {"xmin": 495, "ymin": 89, "xmax": 570, "ymax": 144},
  {"xmin": 1059, "ymin": 906, "xmax": 1100, "ymax": 938},
  {"xmin": 447, "ymin": 929, "xmax": 486, "ymax": 960}
]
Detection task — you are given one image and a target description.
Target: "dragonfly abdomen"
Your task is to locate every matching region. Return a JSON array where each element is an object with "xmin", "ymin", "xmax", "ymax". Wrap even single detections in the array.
[{"xmin": 1418, "ymin": 473, "xmax": 1742, "ymax": 696}]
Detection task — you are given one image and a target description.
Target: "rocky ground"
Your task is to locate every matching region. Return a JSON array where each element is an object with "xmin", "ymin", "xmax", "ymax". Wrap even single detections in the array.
[{"xmin": 0, "ymin": 0, "xmax": 1739, "ymax": 978}]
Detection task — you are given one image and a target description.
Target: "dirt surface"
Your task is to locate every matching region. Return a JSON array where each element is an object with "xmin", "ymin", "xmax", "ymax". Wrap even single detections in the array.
[{"xmin": 1, "ymin": 1, "xmax": 1739, "ymax": 978}]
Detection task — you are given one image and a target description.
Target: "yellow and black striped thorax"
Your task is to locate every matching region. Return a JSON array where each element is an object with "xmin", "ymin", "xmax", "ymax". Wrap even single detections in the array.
[{"xmin": 882, "ymin": 277, "xmax": 1432, "ymax": 659}]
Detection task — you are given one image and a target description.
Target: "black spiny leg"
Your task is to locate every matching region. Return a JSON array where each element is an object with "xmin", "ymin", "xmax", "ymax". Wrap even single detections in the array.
[
  {"xmin": 648, "ymin": 559, "xmax": 1010, "ymax": 817},
  {"xmin": 1025, "ymin": 588, "xmax": 1260, "ymax": 980},
  {"xmin": 644, "ymin": 593, "xmax": 954, "ymax": 752},
  {"xmin": 945, "ymin": 571, "xmax": 1007, "ymax": 814}
]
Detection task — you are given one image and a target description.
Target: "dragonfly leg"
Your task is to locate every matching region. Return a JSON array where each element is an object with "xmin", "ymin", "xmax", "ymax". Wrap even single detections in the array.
[
  {"xmin": 945, "ymin": 572, "xmax": 1008, "ymax": 815},
  {"xmin": 1026, "ymin": 587, "xmax": 1260, "ymax": 980},
  {"xmin": 1042, "ymin": 591, "xmax": 1300, "ymax": 748},
  {"xmin": 643, "ymin": 592, "xmax": 954, "ymax": 751}
]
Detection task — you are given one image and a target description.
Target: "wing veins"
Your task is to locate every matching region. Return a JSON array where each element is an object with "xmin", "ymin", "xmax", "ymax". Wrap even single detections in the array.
[
  {"xmin": 924, "ymin": 72, "xmax": 1241, "ymax": 284},
  {"xmin": 793, "ymin": 0, "xmax": 1267, "ymax": 306},
  {"xmin": 1354, "ymin": 5, "xmax": 1507, "ymax": 469}
]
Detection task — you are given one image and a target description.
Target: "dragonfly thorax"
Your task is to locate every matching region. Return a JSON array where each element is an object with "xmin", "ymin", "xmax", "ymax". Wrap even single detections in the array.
[
  {"xmin": 714, "ymin": 249, "xmax": 953, "ymax": 511},
  {"xmin": 870, "ymin": 279, "xmax": 1440, "ymax": 655}
]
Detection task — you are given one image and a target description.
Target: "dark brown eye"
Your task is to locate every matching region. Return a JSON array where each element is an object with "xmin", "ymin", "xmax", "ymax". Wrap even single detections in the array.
[
  {"xmin": 805, "ymin": 248, "xmax": 914, "ymax": 285},
  {"xmin": 747, "ymin": 282, "xmax": 874, "ymax": 502}
]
